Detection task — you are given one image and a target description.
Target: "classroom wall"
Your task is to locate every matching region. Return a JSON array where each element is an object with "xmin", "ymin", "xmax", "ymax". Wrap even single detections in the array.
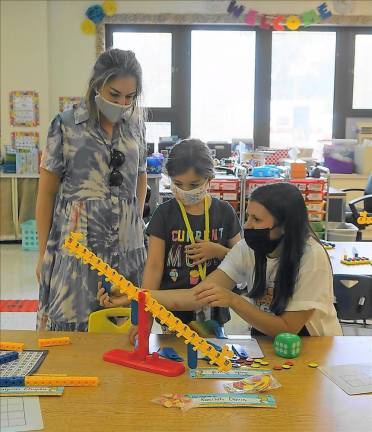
[
  {"xmin": 0, "ymin": 0, "xmax": 49, "ymax": 150},
  {"xmin": 1, "ymin": 0, "xmax": 372, "ymax": 150}
]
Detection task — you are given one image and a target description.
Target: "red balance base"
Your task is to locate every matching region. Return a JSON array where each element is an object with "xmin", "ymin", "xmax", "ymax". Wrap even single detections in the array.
[
  {"xmin": 103, "ymin": 290, "xmax": 185, "ymax": 377},
  {"xmin": 103, "ymin": 349, "xmax": 185, "ymax": 377}
]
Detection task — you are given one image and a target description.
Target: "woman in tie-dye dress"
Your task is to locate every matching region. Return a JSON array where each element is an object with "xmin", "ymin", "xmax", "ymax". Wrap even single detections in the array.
[{"xmin": 35, "ymin": 49, "xmax": 147, "ymax": 331}]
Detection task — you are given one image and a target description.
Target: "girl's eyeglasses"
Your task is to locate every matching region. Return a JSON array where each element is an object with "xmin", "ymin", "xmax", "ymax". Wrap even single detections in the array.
[{"xmin": 109, "ymin": 149, "xmax": 125, "ymax": 187}]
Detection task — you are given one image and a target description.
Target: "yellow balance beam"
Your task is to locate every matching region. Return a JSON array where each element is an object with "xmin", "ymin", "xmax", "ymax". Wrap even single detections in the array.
[{"xmin": 63, "ymin": 232, "xmax": 233, "ymax": 372}]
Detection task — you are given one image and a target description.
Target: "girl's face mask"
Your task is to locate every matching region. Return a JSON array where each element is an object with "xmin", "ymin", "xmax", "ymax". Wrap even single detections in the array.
[{"xmin": 170, "ymin": 181, "xmax": 209, "ymax": 206}]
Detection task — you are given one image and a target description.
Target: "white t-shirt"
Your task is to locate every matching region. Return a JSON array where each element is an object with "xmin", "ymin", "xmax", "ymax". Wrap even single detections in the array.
[{"xmin": 219, "ymin": 237, "xmax": 342, "ymax": 336}]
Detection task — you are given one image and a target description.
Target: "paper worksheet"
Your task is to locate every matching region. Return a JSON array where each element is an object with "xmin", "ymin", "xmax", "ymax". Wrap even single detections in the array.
[
  {"xmin": 319, "ymin": 363, "xmax": 372, "ymax": 395},
  {"xmin": 0, "ymin": 397, "xmax": 43, "ymax": 431}
]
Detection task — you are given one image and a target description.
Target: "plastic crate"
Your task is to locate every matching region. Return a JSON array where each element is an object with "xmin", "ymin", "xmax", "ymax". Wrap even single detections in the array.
[
  {"xmin": 20, "ymin": 220, "xmax": 39, "ymax": 251},
  {"xmin": 327, "ymin": 222, "xmax": 358, "ymax": 242}
]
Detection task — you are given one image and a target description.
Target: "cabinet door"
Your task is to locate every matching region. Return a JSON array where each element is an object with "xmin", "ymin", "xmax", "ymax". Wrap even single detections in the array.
[
  {"xmin": 17, "ymin": 178, "xmax": 39, "ymax": 225},
  {"xmin": 0, "ymin": 178, "xmax": 17, "ymax": 239}
]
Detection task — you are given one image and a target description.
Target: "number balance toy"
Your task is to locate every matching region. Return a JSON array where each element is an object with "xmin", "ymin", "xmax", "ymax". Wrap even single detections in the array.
[{"xmin": 63, "ymin": 232, "xmax": 233, "ymax": 377}]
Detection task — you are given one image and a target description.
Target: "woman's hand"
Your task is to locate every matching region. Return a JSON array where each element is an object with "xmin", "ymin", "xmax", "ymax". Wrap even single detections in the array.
[
  {"xmin": 193, "ymin": 283, "xmax": 235, "ymax": 308},
  {"xmin": 185, "ymin": 240, "xmax": 228, "ymax": 265},
  {"xmin": 97, "ymin": 284, "xmax": 130, "ymax": 308}
]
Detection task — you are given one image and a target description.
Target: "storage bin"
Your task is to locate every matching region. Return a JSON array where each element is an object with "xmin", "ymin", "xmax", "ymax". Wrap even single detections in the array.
[
  {"xmin": 322, "ymin": 140, "xmax": 355, "ymax": 174},
  {"xmin": 20, "ymin": 219, "xmax": 39, "ymax": 251},
  {"xmin": 327, "ymin": 222, "xmax": 358, "ymax": 242}
]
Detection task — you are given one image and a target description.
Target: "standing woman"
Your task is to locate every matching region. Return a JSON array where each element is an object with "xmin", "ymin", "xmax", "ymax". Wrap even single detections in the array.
[{"xmin": 36, "ymin": 49, "xmax": 147, "ymax": 331}]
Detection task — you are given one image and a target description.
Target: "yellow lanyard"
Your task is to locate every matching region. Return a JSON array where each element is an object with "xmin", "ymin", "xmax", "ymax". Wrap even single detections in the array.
[{"xmin": 177, "ymin": 196, "xmax": 210, "ymax": 281}]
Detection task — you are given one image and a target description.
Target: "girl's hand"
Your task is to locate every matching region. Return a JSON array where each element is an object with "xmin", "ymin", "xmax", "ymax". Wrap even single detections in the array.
[
  {"xmin": 97, "ymin": 285, "xmax": 130, "ymax": 308},
  {"xmin": 128, "ymin": 325, "xmax": 138, "ymax": 345},
  {"xmin": 193, "ymin": 283, "xmax": 235, "ymax": 308},
  {"xmin": 128, "ymin": 314, "xmax": 154, "ymax": 345},
  {"xmin": 185, "ymin": 240, "xmax": 227, "ymax": 265}
]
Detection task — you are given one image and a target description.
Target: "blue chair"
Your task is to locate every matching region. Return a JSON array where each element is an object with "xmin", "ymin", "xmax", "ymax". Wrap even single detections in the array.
[{"xmin": 333, "ymin": 274, "xmax": 372, "ymax": 327}]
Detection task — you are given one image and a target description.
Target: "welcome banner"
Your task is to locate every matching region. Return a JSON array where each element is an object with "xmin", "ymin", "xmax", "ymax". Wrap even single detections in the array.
[{"xmin": 227, "ymin": 1, "xmax": 333, "ymax": 30}]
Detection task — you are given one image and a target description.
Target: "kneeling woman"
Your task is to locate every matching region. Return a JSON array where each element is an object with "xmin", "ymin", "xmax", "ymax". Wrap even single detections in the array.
[
  {"xmin": 100, "ymin": 183, "xmax": 342, "ymax": 337},
  {"xmin": 191, "ymin": 182, "xmax": 342, "ymax": 336}
]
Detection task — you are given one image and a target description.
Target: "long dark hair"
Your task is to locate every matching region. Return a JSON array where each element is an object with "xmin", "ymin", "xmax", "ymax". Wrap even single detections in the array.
[
  {"xmin": 165, "ymin": 139, "xmax": 215, "ymax": 180},
  {"xmin": 248, "ymin": 182, "xmax": 323, "ymax": 314},
  {"xmin": 85, "ymin": 48, "xmax": 145, "ymax": 125}
]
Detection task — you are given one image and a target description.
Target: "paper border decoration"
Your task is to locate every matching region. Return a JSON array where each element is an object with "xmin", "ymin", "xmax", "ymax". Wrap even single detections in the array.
[
  {"xmin": 10, "ymin": 131, "xmax": 39, "ymax": 149},
  {"xmin": 59, "ymin": 96, "xmax": 82, "ymax": 112},
  {"xmin": 9, "ymin": 91, "xmax": 39, "ymax": 127}
]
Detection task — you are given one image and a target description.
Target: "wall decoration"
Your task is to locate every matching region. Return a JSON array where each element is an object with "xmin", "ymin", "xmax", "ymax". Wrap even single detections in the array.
[
  {"xmin": 227, "ymin": 1, "xmax": 333, "ymax": 30},
  {"xmin": 9, "ymin": 91, "xmax": 39, "ymax": 127},
  {"xmin": 102, "ymin": 0, "xmax": 117, "ymax": 17},
  {"xmin": 94, "ymin": 13, "xmax": 372, "ymax": 58},
  {"xmin": 86, "ymin": 5, "xmax": 105, "ymax": 23},
  {"xmin": 11, "ymin": 131, "xmax": 39, "ymax": 149},
  {"xmin": 81, "ymin": 0, "xmax": 117, "ymax": 35},
  {"xmin": 10, "ymin": 132, "xmax": 40, "ymax": 174},
  {"xmin": 81, "ymin": 18, "xmax": 96, "ymax": 35},
  {"xmin": 59, "ymin": 96, "xmax": 82, "ymax": 112}
]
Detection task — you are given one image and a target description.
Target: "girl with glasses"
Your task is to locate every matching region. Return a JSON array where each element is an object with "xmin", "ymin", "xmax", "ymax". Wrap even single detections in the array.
[{"xmin": 36, "ymin": 49, "xmax": 147, "ymax": 331}]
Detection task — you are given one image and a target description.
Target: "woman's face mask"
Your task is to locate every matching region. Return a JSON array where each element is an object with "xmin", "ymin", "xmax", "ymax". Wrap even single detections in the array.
[
  {"xmin": 243, "ymin": 227, "xmax": 283, "ymax": 255},
  {"xmin": 244, "ymin": 200, "xmax": 283, "ymax": 254},
  {"xmin": 95, "ymin": 93, "xmax": 132, "ymax": 124},
  {"xmin": 171, "ymin": 181, "xmax": 209, "ymax": 206}
]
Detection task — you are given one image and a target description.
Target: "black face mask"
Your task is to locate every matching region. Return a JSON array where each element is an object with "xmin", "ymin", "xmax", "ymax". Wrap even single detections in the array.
[{"xmin": 244, "ymin": 228, "xmax": 282, "ymax": 255}]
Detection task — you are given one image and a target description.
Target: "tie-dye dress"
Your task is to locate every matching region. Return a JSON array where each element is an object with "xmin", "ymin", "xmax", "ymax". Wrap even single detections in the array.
[{"xmin": 37, "ymin": 103, "xmax": 147, "ymax": 331}]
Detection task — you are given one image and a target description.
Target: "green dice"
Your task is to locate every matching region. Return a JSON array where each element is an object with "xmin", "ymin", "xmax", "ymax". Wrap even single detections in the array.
[{"xmin": 273, "ymin": 333, "xmax": 302, "ymax": 358}]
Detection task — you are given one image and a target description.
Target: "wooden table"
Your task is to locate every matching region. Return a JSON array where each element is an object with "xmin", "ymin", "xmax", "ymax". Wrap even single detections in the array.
[
  {"xmin": 1, "ymin": 331, "xmax": 372, "ymax": 432},
  {"xmin": 328, "ymin": 241, "xmax": 372, "ymax": 276}
]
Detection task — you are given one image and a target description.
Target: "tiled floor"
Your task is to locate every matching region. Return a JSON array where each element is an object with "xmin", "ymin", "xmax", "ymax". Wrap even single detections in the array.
[{"xmin": 1, "ymin": 244, "xmax": 371, "ymax": 335}]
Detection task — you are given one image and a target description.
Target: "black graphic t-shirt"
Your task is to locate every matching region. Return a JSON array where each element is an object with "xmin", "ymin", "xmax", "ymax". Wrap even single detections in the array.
[{"xmin": 147, "ymin": 197, "xmax": 241, "ymax": 324}]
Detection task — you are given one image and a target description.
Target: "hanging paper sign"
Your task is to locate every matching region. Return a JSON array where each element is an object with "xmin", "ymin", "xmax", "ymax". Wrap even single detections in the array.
[
  {"xmin": 11, "ymin": 131, "xmax": 39, "ymax": 149},
  {"xmin": 9, "ymin": 91, "xmax": 39, "ymax": 127},
  {"xmin": 227, "ymin": 1, "xmax": 333, "ymax": 31}
]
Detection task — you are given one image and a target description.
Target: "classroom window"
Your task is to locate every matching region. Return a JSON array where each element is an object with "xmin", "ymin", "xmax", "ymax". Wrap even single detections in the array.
[
  {"xmin": 145, "ymin": 122, "xmax": 172, "ymax": 151},
  {"xmin": 270, "ymin": 31, "xmax": 336, "ymax": 152},
  {"xmin": 190, "ymin": 30, "xmax": 255, "ymax": 141},
  {"xmin": 352, "ymin": 34, "xmax": 372, "ymax": 109},
  {"xmin": 107, "ymin": 25, "xmax": 371, "ymax": 149},
  {"xmin": 112, "ymin": 31, "xmax": 172, "ymax": 108}
]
